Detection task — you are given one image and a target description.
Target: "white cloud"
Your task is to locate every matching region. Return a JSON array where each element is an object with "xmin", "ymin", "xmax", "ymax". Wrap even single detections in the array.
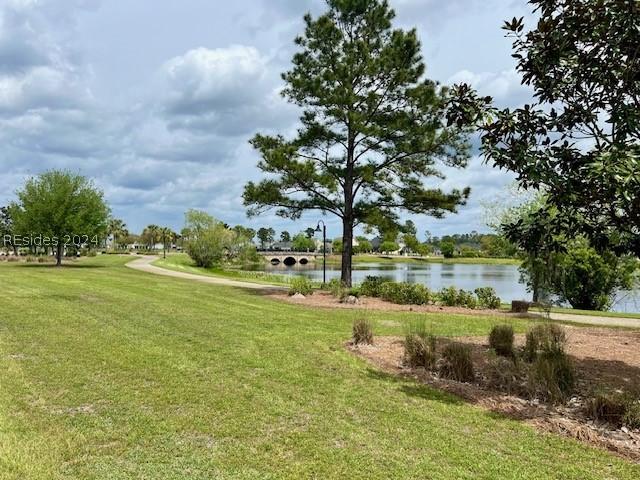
[{"xmin": 162, "ymin": 46, "xmax": 268, "ymax": 115}]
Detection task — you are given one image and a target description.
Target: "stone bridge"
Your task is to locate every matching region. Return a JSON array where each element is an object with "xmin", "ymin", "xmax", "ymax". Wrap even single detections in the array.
[{"xmin": 258, "ymin": 251, "xmax": 321, "ymax": 266}]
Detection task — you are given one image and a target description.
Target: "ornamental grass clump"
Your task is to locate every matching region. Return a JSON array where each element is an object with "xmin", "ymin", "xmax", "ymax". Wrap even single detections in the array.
[
  {"xmin": 488, "ymin": 324, "xmax": 515, "ymax": 357},
  {"xmin": 403, "ymin": 319, "xmax": 437, "ymax": 369},
  {"xmin": 438, "ymin": 342, "xmax": 474, "ymax": 382},
  {"xmin": 352, "ymin": 318, "xmax": 374, "ymax": 345}
]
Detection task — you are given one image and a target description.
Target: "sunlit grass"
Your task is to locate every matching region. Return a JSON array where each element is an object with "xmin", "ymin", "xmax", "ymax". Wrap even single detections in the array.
[{"xmin": 0, "ymin": 256, "xmax": 637, "ymax": 479}]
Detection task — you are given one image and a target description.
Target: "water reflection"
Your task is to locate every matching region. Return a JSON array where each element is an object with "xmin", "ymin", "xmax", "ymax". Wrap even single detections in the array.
[{"xmin": 259, "ymin": 261, "xmax": 638, "ymax": 313}]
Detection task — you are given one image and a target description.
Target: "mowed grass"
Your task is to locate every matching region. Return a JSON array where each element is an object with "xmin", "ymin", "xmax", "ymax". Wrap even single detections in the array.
[{"xmin": 0, "ymin": 257, "xmax": 637, "ymax": 479}]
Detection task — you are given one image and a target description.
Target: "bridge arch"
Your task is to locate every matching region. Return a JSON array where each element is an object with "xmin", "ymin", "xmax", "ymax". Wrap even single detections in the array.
[
  {"xmin": 270, "ymin": 258, "xmax": 281, "ymax": 265},
  {"xmin": 283, "ymin": 256, "xmax": 297, "ymax": 266},
  {"xmin": 299, "ymin": 257, "xmax": 309, "ymax": 265}
]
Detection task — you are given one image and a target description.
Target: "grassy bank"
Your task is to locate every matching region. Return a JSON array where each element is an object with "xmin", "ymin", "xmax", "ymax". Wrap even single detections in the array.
[
  {"xmin": 0, "ymin": 256, "xmax": 638, "ymax": 478},
  {"xmin": 320, "ymin": 254, "xmax": 522, "ymax": 266},
  {"xmin": 153, "ymin": 254, "xmax": 298, "ymax": 287}
]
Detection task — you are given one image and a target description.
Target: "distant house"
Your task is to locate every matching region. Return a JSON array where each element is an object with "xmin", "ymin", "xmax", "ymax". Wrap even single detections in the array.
[
  {"xmin": 316, "ymin": 238, "xmax": 333, "ymax": 254},
  {"xmin": 270, "ymin": 241, "xmax": 293, "ymax": 251}
]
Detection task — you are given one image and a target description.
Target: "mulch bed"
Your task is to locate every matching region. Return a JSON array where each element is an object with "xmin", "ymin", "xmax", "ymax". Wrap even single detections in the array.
[{"xmin": 348, "ymin": 327, "xmax": 640, "ymax": 462}]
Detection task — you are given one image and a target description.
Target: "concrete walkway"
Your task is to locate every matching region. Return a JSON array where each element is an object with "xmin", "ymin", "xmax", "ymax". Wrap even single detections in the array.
[
  {"xmin": 542, "ymin": 312, "xmax": 640, "ymax": 329},
  {"xmin": 125, "ymin": 256, "xmax": 286, "ymax": 291}
]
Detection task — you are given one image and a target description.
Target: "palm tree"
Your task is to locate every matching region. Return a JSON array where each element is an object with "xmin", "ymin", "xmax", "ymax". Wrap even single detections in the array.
[
  {"xmin": 143, "ymin": 225, "xmax": 161, "ymax": 250},
  {"xmin": 108, "ymin": 218, "xmax": 127, "ymax": 251}
]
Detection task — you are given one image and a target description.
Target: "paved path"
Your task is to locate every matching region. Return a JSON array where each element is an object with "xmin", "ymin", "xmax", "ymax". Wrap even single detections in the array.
[
  {"xmin": 543, "ymin": 312, "xmax": 640, "ymax": 329},
  {"xmin": 125, "ymin": 256, "xmax": 286, "ymax": 291},
  {"xmin": 126, "ymin": 256, "xmax": 640, "ymax": 328}
]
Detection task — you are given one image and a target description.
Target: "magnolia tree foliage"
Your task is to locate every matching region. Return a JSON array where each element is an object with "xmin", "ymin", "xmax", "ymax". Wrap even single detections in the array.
[
  {"xmin": 449, "ymin": 0, "xmax": 640, "ymax": 257},
  {"xmin": 244, "ymin": 0, "xmax": 472, "ymax": 286}
]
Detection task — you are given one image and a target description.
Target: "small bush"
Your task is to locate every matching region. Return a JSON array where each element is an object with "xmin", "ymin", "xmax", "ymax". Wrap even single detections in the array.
[
  {"xmin": 587, "ymin": 392, "xmax": 629, "ymax": 427},
  {"xmin": 403, "ymin": 320, "xmax": 437, "ymax": 368},
  {"xmin": 438, "ymin": 343, "xmax": 474, "ymax": 382},
  {"xmin": 289, "ymin": 276, "xmax": 314, "ymax": 296},
  {"xmin": 486, "ymin": 356, "xmax": 522, "ymax": 394},
  {"xmin": 359, "ymin": 276, "xmax": 385, "ymax": 297},
  {"xmin": 352, "ymin": 318, "xmax": 374, "ymax": 345},
  {"xmin": 475, "ymin": 287, "xmax": 501, "ymax": 309},
  {"xmin": 438, "ymin": 286, "xmax": 459, "ymax": 306},
  {"xmin": 380, "ymin": 282, "xmax": 431, "ymax": 305},
  {"xmin": 523, "ymin": 323, "xmax": 567, "ymax": 362},
  {"xmin": 437, "ymin": 287, "xmax": 477, "ymax": 309},
  {"xmin": 528, "ymin": 350, "xmax": 575, "ymax": 403},
  {"xmin": 623, "ymin": 402, "xmax": 640, "ymax": 429},
  {"xmin": 326, "ymin": 278, "xmax": 347, "ymax": 298},
  {"xmin": 488, "ymin": 324, "xmax": 515, "ymax": 357},
  {"xmin": 457, "ymin": 290, "xmax": 477, "ymax": 309}
]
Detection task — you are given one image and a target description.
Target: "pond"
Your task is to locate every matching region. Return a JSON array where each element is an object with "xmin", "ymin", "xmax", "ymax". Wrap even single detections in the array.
[{"xmin": 261, "ymin": 261, "xmax": 640, "ymax": 313}]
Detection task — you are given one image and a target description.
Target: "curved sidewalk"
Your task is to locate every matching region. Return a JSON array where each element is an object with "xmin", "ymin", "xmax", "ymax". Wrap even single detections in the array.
[{"xmin": 125, "ymin": 256, "xmax": 286, "ymax": 291}]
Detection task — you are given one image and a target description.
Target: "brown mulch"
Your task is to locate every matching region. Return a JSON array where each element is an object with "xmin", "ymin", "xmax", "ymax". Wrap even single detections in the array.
[
  {"xmin": 348, "ymin": 327, "xmax": 640, "ymax": 462},
  {"xmin": 271, "ymin": 290, "xmax": 507, "ymax": 316}
]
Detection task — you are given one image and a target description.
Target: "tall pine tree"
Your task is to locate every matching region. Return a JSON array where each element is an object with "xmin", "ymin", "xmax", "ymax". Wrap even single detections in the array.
[{"xmin": 244, "ymin": 0, "xmax": 471, "ymax": 285}]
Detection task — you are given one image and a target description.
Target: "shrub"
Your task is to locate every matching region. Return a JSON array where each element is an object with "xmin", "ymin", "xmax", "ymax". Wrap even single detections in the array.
[
  {"xmin": 488, "ymin": 324, "xmax": 515, "ymax": 357},
  {"xmin": 403, "ymin": 320, "xmax": 437, "ymax": 369},
  {"xmin": 359, "ymin": 276, "xmax": 385, "ymax": 297},
  {"xmin": 438, "ymin": 343, "xmax": 474, "ymax": 382},
  {"xmin": 457, "ymin": 289, "xmax": 477, "ymax": 309},
  {"xmin": 623, "ymin": 402, "xmax": 640, "ymax": 429},
  {"xmin": 289, "ymin": 276, "xmax": 314, "ymax": 296},
  {"xmin": 486, "ymin": 356, "xmax": 522, "ymax": 394},
  {"xmin": 437, "ymin": 287, "xmax": 477, "ymax": 308},
  {"xmin": 587, "ymin": 392, "xmax": 629, "ymax": 426},
  {"xmin": 326, "ymin": 278, "xmax": 346, "ymax": 298},
  {"xmin": 352, "ymin": 318, "xmax": 374, "ymax": 345},
  {"xmin": 438, "ymin": 286, "xmax": 459, "ymax": 306},
  {"xmin": 523, "ymin": 323, "xmax": 567, "ymax": 362},
  {"xmin": 475, "ymin": 287, "xmax": 501, "ymax": 309},
  {"xmin": 528, "ymin": 350, "xmax": 575, "ymax": 403},
  {"xmin": 380, "ymin": 282, "xmax": 431, "ymax": 305}
]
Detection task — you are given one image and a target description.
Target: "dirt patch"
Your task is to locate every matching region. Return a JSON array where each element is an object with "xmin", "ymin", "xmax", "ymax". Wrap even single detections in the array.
[
  {"xmin": 349, "ymin": 327, "xmax": 640, "ymax": 462},
  {"xmin": 272, "ymin": 290, "xmax": 508, "ymax": 316}
]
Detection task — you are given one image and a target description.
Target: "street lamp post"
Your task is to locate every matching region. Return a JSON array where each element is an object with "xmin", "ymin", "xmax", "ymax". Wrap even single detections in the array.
[{"xmin": 315, "ymin": 220, "xmax": 327, "ymax": 286}]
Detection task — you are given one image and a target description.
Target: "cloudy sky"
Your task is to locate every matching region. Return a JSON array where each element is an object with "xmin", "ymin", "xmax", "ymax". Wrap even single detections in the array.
[{"xmin": 0, "ymin": 0, "xmax": 536, "ymax": 239}]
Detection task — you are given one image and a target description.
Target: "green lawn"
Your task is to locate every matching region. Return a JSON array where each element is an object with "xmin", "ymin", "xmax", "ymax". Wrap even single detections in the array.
[
  {"xmin": 153, "ymin": 254, "xmax": 301, "ymax": 287},
  {"xmin": 0, "ymin": 257, "xmax": 637, "ymax": 479}
]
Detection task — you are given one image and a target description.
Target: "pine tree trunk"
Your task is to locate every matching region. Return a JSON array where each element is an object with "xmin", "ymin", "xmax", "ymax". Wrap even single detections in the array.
[
  {"xmin": 341, "ymin": 218, "xmax": 353, "ymax": 287},
  {"xmin": 56, "ymin": 242, "xmax": 63, "ymax": 267}
]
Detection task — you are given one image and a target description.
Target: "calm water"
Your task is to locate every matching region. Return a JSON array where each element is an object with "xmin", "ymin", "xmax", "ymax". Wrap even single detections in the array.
[{"xmin": 262, "ymin": 261, "xmax": 640, "ymax": 313}]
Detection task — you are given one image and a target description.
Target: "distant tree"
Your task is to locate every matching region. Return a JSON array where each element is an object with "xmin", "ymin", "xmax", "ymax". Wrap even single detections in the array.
[
  {"xmin": 404, "ymin": 220, "xmax": 417, "ymax": 236},
  {"xmin": 257, "ymin": 227, "xmax": 275, "ymax": 249},
  {"xmin": 402, "ymin": 234, "xmax": 421, "ymax": 254},
  {"xmin": 292, "ymin": 233, "xmax": 316, "ymax": 252},
  {"xmin": 233, "ymin": 226, "xmax": 256, "ymax": 243},
  {"xmin": 142, "ymin": 225, "xmax": 161, "ymax": 250},
  {"xmin": 12, "ymin": 170, "xmax": 109, "ymax": 266},
  {"xmin": 0, "ymin": 206, "xmax": 17, "ymax": 254},
  {"xmin": 280, "ymin": 230, "xmax": 291, "ymax": 242},
  {"xmin": 184, "ymin": 210, "xmax": 233, "ymax": 268},
  {"xmin": 379, "ymin": 241, "xmax": 400, "ymax": 254},
  {"xmin": 332, "ymin": 238, "xmax": 343, "ymax": 254},
  {"xmin": 449, "ymin": 0, "xmax": 640, "ymax": 257},
  {"xmin": 244, "ymin": 0, "xmax": 472, "ymax": 286},
  {"xmin": 304, "ymin": 228, "xmax": 316, "ymax": 239},
  {"xmin": 108, "ymin": 218, "xmax": 127, "ymax": 251},
  {"xmin": 440, "ymin": 240, "xmax": 455, "ymax": 259},
  {"xmin": 354, "ymin": 236, "xmax": 372, "ymax": 254}
]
